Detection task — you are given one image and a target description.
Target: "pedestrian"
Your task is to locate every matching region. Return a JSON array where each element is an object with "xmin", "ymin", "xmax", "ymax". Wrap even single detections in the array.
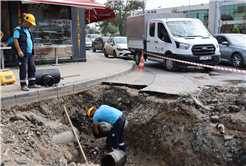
[
  {"xmin": 1, "ymin": 37, "xmax": 13, "ymax": 47},
  {"xmin": 0, "ymin": 31, "xmax": 3, "ymax": 40},
  {"xmin": 88, "ymin": 105, "xmax": 126, "ymax": 152},
  {"xmin": 1, "ymin": 37, "xmax": 19, "ymax": 68},
  {"xmin": 10, "ymin": 13, "xmax": 41, "ymax": 91}
]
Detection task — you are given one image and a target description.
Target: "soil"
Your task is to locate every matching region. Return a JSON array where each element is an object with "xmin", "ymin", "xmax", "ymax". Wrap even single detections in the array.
[{"xmin": 1, "ymin": 85, "xmax": 246, "ymax": 166}]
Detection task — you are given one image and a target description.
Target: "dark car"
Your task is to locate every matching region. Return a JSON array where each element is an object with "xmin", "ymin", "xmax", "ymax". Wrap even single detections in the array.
[
  {"xmin": 213, "ymin": 34, "xmax": 246, "ymax": 68},
  {"xmin": 92, "ymin": 37, "xmax": 110, "ymax": 52}
]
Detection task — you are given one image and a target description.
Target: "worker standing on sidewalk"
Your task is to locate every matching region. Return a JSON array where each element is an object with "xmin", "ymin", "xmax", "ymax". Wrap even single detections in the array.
[
  {"xmin": 11, "ymin": 13, "xmax": 41, "ymax": 91},
  {"xmin": 88, "ymin": 105, "xmax": 126, "ymax": 152}
]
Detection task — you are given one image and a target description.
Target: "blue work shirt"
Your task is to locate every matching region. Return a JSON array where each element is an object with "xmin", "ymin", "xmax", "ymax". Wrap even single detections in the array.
[
  {"xmin": 6, "ymin": 37, "xmax": 13, "ymax": 46},
  {"xmin": 93, "ymin": 105, "xmax": 122, "ymax": 125},
  {"xmin": 13, "ymin": 28, "xmax": 33, "ymax": 53}
]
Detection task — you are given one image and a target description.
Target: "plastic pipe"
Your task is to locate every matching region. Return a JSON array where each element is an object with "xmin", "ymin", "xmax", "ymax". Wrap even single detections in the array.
[
  {"xmin": 101, "ymin": 149, "xmax": 127, "ymax": 166},
  {"xmin": 52, "ymin": 127, "xmax": 80, "ymax": 144},
  {"xmin": 35, "ymin": 68, "xmax": 60, "ymax": 86}
]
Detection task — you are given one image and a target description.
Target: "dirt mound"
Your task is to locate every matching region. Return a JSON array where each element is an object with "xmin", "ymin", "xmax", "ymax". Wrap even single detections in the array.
[{"xmin": 1, "ymin": 85, "xmax": 245, "ymax": 166}]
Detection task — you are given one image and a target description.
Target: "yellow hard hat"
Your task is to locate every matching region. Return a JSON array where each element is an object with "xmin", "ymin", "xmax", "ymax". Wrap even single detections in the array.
[
  {"xmin": 23, "ymin": 13, "xmax": 36, "ymax": 25},
  {"xmin": 88, "ymin": 107, "xmax": 96, "ymax": 120}
]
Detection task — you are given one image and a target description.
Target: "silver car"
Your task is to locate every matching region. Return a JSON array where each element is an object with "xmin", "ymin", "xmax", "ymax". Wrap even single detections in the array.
[{"xmin": 213, "ymin": 34, "xmax": 246, "ymax": 68}]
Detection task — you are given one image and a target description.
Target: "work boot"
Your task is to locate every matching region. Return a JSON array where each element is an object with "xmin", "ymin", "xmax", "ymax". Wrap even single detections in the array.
[
  {"xmin": 28, "ymin": 84, "xmax": 41, "ymax": 88},
  {"xmin": 21, "ymin": 85, "xmax": 29, "ymax": 91}
]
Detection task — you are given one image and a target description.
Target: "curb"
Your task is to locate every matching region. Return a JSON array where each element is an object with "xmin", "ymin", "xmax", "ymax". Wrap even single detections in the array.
[{"xmin": 1, "ymin": 63, "xmax": 134, "ymax": 109}]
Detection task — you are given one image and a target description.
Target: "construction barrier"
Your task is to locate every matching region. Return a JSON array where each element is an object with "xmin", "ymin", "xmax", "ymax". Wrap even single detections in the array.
[
  {"xmin": 142, "ymin": 52, "xmax": 246, "ymax": 74},
  {"xmin": 137, "ymin": 52, "xmax": 144, "ymax": 70}
]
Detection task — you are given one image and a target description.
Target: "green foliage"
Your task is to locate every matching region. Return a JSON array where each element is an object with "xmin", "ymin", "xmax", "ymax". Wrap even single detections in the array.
[
  {"xmin": 97, "ymin": 0, "xmax": 144, "ymax": 36},
  {"xmin": 231, "ymin": 27, "xmax": 240, "ymax": 33},
  {"xmin": 205, "ymin": 26, "xmax": 211, "ymax": 33},
  {"xmin": 171, "ymin": 8, "xmax": 180, "ymax": 13},
  {"xmin": 107, "ymin": 22, "xmax": 118, "ymax": 36}
]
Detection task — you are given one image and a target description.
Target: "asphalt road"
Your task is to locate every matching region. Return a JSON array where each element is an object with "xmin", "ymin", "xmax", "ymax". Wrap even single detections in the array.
[{"xmin": 91, "ymin": 50, "xmax": 246, "ymax": 95}]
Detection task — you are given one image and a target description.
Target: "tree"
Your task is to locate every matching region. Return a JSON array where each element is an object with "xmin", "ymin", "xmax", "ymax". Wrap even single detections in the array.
[
  {"xmin": 231, "ymin": 27, "xmax": 240, "ymax": 33},
  {"xmin": 89, "ymin": 28, "xmax": 95, "ymax": 34},
  {"xmin": 171, "ymin": 8, "xmax": 180, "ymax": 13},
  {"xmin": 107, "ymin": 22, "xmax": 118, "ymax": 36},
  {"xmin": 221, "ymin": 22, "xmax": 230, "ymax": 33},
  {"xmin": 98, "ymin": 0, "xmax": 144, "ymax": 36}
]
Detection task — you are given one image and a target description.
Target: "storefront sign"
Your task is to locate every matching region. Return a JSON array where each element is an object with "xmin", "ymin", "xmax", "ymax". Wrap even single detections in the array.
[{"xmin": 71, "ymin": 7, "xmax": 86, "ymax": 61}]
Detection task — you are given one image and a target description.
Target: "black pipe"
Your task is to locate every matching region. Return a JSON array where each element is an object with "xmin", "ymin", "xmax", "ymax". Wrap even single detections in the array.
[{"xmin": 35, "ymin": 69, "xmax": 60, "ymax": 87}]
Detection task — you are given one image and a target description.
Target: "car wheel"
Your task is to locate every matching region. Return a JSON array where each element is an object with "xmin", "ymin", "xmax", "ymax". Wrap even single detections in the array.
[
  {"xmin": 113, "ymin": 50, "xmax": 117, "ymax": 58},
  {"xmin": 92, "ymin": 45, "xmax": 96, "ymax": 52},
  {"xmin": 104, "ymin": 49, "xmax": 108, "ymax": 58},
  {"xmin": 134, "ymin": 51, "xmax": 141, "ymax": 65},
  {"xmin": 232, "ymin": 53, "xmax": 244, "ymax": 68},
  {"xmin": 164, "ymin": 54, "xmax": 178, "ymax": 72}
]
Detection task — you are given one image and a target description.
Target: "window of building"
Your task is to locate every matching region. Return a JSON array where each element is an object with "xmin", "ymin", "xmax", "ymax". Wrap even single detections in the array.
[
  {"xmin": 1, "ymin": 1, "xmax": 11, "ymax": 42},
  {"xmin": 27, "ymin": 4, "xmax": 71, "ymax": 45},
  {"xmin": 185, "ymin": 10, "xmax": 209, "ymax": 27},
  {"xmin": 221, "ymin": 4, "xmax": 246, "ymax": 21},
  {"xmin": 149, "ymin": 22, "xmax": 155, "ymax": 37}
]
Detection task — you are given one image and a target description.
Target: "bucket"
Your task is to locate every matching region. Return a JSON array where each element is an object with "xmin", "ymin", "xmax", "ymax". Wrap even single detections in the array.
[
  {"xmin": 93, "ymin": 120, "xmax": 128, "ymax": 139},
  {"xmin": 101, "ymin": 149, "xmax": 127, "ymax": 166},
  {"xmin": 36, "ymin": 68, "xmax": 60, "ymax": 86}
]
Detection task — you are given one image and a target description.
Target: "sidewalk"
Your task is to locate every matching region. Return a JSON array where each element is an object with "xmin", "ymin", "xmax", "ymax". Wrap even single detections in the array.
[{"xmin": 1, "ymin": 52, "xmax": 133, "ymax": 109}]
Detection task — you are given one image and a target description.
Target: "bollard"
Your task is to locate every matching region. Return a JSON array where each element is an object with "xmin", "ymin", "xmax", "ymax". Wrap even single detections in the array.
[
  {"xmin": 36, "ymin": 68, "xmax": 60, "ymax": 87},
  {"xmin": 52, "ymin": 127, "xmax": 80, "ymax": 144},
  {"xmin": 101, "ymin": 149, "xmax": 127, "ymax": 166},
  {"xmin": 93, "ymin": 120, "xmax": 128, "ymax": 139}
]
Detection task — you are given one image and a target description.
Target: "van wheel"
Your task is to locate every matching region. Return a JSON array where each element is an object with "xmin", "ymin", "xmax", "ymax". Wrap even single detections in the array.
[
  {"xmin": 134, "ymin": 51, "xmax": 141, "ymax": 65},
  {"xmin": 164, "ymin": 54, "xmax": 178, "ymax": 72},
  {"xmin": 104, "ymin": 49, "xmax": 108, "ymax": 58},
  {"xmin": 113, "ymin": 50, "xmax": 117, "ymax": 58}
]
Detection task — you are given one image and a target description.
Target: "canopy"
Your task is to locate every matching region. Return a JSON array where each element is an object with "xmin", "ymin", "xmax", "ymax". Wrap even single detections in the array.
[
  {"xmin": 85, "ymin": 7, "xmax": 115, "ymax": 24},
  {"xmin": 23, "ymin": 0, "xmax": 105, "ymax": 9}
]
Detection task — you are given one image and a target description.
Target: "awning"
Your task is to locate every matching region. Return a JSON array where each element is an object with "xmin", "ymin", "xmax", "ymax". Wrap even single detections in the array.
[
  {"xmin": 85, "ymin": 7, "xmax": 115, "ymax": 24},
  {"xmin": 23, "ymin": 0, "xmax": 105, "ymax": 9}
]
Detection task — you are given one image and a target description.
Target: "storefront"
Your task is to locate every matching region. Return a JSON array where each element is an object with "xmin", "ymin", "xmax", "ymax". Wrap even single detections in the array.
[{"xmin": 1, "ymin": 0, "xmax": 108, "ymax": 67}]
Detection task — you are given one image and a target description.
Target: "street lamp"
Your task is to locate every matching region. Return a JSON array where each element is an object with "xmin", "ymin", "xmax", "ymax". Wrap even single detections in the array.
[{"xmin": 189, "ymin": 0, "xmax": 190, "ymax": 18}]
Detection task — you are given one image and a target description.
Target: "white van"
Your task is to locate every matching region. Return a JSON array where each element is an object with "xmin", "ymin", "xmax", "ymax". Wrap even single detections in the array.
[{"xmin": 127, "ymin": 14, "xmax": 221, "ymax": 71}]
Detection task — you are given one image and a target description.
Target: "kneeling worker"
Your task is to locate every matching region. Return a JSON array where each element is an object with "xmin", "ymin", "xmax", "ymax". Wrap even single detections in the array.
[{"xmin": 88, "ymin": 105, "xmax": 126, "ymax": 152}]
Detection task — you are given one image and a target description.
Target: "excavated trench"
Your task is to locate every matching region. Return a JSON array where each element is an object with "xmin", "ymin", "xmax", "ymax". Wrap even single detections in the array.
[{"xmin": 1, "ymin": 85, "xmax": 246, "ymax": 166}]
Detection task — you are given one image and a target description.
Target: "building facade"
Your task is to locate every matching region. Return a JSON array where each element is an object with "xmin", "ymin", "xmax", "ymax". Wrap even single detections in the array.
[
  {"xmin": 1, "ymin": 1, "xmax": 87, "ymax": 66},
  {"xmin": 132, "ymin": 0, "xmax": 246, "ymax": 34}
]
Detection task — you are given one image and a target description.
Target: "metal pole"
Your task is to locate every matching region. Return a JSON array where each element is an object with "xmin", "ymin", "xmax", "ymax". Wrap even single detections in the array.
[
  {"xmin": 189, "ymin": 0, "xmax": 190, "ymax": 18},
  {"xmin": 143, "ymin": 0, "xmax": 145, "ymax": 14}
]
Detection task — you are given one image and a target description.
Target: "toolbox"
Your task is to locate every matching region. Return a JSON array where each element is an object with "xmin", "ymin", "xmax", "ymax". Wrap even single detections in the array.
[{"xmin": 1, "ymin": 69, "xmax": 16, "ymax": 85}]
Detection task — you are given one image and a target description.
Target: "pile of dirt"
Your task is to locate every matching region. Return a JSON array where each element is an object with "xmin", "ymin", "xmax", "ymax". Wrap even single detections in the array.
[{"xmin": 1, "ymin": 85, "xmax": 245, "ymax": 166}]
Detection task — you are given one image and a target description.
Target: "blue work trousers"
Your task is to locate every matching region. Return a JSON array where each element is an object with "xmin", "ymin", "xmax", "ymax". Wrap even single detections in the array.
[
  {"xmin": 18, "ymin": 53, "xmax": 36, "ymax": 86},
  {"xmin": 110, "ymin": 115, "xmax": 126, "ymax": 152}
]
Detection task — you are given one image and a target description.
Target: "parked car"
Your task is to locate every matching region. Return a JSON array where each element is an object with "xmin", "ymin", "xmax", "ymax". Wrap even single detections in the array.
[
  {"xmin": 86, "ymin": 34, "xmax": 101, "ymax": 41},
  {"xmin": 92, "ymin": 37, "xmax": 110, "ymax": 52},
  {"xmin": 213, "ymin": 34, "xmax": 246, "ymax": 68},
  {"xmin": 103, "ymin": 36, "xmax": 132, "ymax": 58},
  {"xmin": 85, "ymin": 38, "xmax": 92, "ymax": 50}
]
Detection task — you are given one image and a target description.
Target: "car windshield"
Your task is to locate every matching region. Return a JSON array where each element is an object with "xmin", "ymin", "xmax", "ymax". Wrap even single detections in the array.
[
  {"xmin": 166, "ymin": 20, "xmax": 210, "ymax": 37},
  {"xmin": 102, "ymin": 37, "xmax": 110, "ymax": 42},
  {"xmin": 226, "ymin": 34, "xmax": 246, "ymax": 46},
  {"xmin": 90, "ymin": 34, "xmax": 101, "ymax": 40},
  {"xmin": 115, "ymin": 37, "xmax": 127, "ymax": 44},
  {"xmin": 86, "ymin": 38, "xmax": 91, "ymax": 42}
]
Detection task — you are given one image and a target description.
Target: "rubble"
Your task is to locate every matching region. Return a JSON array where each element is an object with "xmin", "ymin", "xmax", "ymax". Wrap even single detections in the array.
[{"xmin": 1, "ymin": 85, "xmax": 246, "ymax": 165}]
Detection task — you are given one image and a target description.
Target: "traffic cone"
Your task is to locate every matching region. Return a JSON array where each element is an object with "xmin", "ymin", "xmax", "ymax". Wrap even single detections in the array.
[{"xmin": 137, "ymin": 52, "xmax": 144, "ymax": 70}]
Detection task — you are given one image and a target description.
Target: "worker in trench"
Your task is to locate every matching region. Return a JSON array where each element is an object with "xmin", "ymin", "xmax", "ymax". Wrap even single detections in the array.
[{"xmin": 88, "ymin": 105, "xmax": 126, "ymax": 152}]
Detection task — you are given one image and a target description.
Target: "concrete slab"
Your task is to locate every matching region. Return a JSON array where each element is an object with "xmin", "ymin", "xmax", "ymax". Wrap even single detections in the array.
[
  {"xmin": 38, "ymin": 87, "xmax": 58, "ymax": 102},
  {"xmin": 57, "ymin": 84, "xmax": 74, "ymax": 98},
  {"xmin": 15, "ymin": 90, "xmax": 39, "ymax": 107},
  {"xmin": 2, "ymin": 94, "xmax": 16, "ymax": 109}
]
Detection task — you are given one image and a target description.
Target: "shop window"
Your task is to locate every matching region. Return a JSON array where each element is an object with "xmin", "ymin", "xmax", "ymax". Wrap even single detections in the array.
[
  {"xmin": 1, "ymin": 1, "xmax": 11, "ymax": 42},
  {"xmin": 27, "ymin": 4, "xmax": 71, "ymax": 45}
]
